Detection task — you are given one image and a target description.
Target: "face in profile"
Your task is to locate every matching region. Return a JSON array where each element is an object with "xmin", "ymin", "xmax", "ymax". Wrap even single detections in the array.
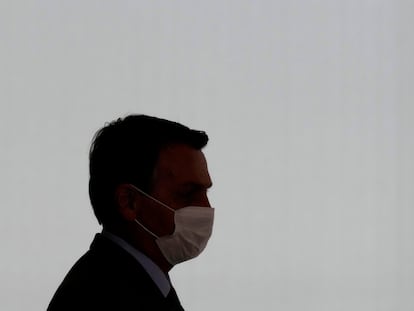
[{"xmin": 138, "ymin": 143, "xmax": 213, "ymax": 237}]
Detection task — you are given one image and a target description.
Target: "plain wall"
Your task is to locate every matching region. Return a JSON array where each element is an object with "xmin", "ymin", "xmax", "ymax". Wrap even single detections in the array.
[{"xmin": 1, "ymin": 1, "xmax": 413, "ymax": 310}]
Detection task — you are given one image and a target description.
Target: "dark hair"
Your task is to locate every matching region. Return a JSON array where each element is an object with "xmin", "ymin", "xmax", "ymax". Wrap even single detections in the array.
[{"xmin": 88, "ymin": 114, "xmax": 208, "ymax": 225}]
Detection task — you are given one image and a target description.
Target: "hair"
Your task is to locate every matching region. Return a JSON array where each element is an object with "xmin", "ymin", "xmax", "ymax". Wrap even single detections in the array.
[{"xmin": 88, "ymin": 114, "xmax": 208, "ymax": 225}]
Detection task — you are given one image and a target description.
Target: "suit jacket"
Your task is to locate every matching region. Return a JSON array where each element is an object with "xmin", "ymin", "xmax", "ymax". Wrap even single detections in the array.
[{"xmin": 47, "ymin": 234, "xmax": 184, "ymax": 311}]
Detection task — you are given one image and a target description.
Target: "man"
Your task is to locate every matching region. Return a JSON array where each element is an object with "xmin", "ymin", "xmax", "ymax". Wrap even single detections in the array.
[{"xmin": 48, "ymin": 115, "xmax": 214, "ymax": 311}]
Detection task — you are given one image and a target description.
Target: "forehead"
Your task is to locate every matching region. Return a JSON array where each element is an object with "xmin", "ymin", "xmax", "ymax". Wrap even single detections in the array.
[{"xmin": 154, "ymin": 144, "xmax": 212, "ymax": 188}]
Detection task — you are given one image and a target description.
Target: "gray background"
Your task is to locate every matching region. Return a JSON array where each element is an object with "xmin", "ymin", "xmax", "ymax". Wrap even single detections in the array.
[{"xmin": 1, "ymin": 1, "xmax": 413, "ymax": 310}]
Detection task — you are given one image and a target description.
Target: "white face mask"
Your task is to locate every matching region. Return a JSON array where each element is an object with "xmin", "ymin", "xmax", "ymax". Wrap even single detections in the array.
[{"xmin": 130, "ymin": 185, "xmax": 214, "ymax": 266}]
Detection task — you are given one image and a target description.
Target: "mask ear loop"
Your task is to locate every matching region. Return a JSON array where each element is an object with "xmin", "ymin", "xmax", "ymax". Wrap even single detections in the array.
[
  {"xmin": 129, "ymin": 184, "xmax": 175, "ymax": 239},
  {"xmin": 134, "ymin": 218, "xmax": 159, "ymax": 239},
  {"xmin": 129, "ymin": 184, "xmax": 175, "ymax": 212}
]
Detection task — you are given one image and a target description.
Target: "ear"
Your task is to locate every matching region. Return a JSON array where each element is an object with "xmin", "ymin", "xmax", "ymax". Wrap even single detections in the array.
[{"xmin": 115, "ymin": 184, "xmax": 140, "ymax": 221}]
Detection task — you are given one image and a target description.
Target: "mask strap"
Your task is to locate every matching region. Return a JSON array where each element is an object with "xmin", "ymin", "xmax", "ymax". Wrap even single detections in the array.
[
  {"xmin": 134, "ymin": 219, "xmax": 159, "ymax": 239},
  {"xmin": 129, "ymin": 184, "xmax": 175, "ymax": 212}
]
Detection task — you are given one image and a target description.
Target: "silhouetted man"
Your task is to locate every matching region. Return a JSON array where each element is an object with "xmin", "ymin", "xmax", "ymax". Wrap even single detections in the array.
[{"xmin": 48, "ymin": 115, "xmax": 214, "ymax": 311}]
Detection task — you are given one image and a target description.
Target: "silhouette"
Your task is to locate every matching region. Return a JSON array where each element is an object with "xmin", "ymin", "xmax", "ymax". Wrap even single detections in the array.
[{"xmin": 48, "ymin": 115, "xmax": 214, "ymax": 311}]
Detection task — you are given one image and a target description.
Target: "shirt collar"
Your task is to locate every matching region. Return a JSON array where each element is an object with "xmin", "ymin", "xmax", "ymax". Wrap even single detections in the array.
[{"xmin": 101, "ymin": 230, "xmax": 171, "ymax": 297}]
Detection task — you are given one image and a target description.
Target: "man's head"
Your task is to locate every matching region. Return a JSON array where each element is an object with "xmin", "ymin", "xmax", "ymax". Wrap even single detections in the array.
[{"xmin": 89, "ymin": 114, "xmax": 211, "ymax": 229}]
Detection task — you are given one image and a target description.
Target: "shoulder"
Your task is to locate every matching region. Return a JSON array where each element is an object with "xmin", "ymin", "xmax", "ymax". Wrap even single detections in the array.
[{"xmin": 48, "ymin": 234, "xmax": 162, "ymax": 311}]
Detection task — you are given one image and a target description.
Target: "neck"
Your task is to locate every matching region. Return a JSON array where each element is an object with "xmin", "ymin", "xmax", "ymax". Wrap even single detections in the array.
[{"xmin": 104, "ymin": 223, "xmax": 173, "ymax": 274}]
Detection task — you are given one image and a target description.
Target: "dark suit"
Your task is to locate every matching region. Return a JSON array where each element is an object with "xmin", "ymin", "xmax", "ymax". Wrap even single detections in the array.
[{"xmin": 47, "ymin": 234, "xmax": 184, "ymax": 311}]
